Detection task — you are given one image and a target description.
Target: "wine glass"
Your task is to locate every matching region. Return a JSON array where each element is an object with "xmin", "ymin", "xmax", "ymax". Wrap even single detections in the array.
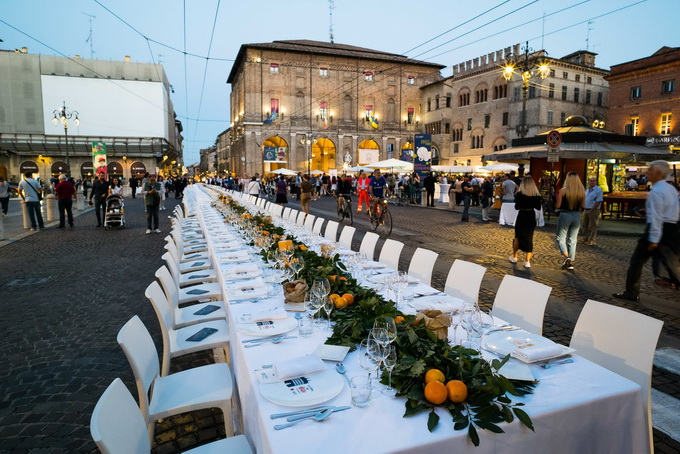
[
  {"xmin": 366, "ymin": 335, "xmax": 385, "ymax": 392},
  {"xmin": 460, "ymin": 303, "xmax": 484, "ymax": 351},
  {"xmin": 381, "ymin": 345, "xmax": 398, "ymax": 397},
  {"xmin": 315, "ymin": 277, "xmax": 331, "ymax": 298},
  {"xmin": 370, "ymin": 327, "xmax": 390, "ymax": 348},
  {"xmin": 291, "ymin": 256, "xmax": 304, "ymax": 280},
  {"xmin": 373, "ymin": 317, "xmax": 397, "ymax": 345},
  {"xmin": 358, "ymin": 340, "xmax": 380, "ymax": 384},
  {"xmin": 394, "ymin": 271, "xmax": 409, "ymax": 308},
  {"xmin": 322, "ymin": 296, "xmax": 334, "ymax": 331}
]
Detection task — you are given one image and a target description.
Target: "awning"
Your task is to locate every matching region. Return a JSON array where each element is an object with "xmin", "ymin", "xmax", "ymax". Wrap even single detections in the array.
[{"xmin": 483, "ymin": 143, "xmax": 675, "ymax": 162}]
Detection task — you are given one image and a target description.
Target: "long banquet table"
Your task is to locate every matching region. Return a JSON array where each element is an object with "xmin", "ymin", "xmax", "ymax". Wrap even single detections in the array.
[{"xmin": 188, "ymin": 185, "xmax": 648, "ymax": 454}]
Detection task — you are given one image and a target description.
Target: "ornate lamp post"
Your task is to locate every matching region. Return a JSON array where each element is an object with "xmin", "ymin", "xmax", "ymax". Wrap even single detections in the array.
[
  {"xmin": 300, "ymin": 133, "xmax": 316, "ymax": 175},
  {"xmin": 52, "ymin": 101, "xmax": 80, "ymax": 175},
  {"xmin": 502, "ymin": 42, "xmax": 549, "ymax": 138}
]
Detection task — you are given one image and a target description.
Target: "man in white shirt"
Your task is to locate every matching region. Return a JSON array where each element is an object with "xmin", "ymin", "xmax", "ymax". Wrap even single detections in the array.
[
  {"xmin": 18, "ymin": 171, "xmax": 45, "ymax": 231},
  {"xmin": 625, "ymin": 177, "xmax": 639, "ymax": 190},
  {"xmin": 582, "ymin": 177, "xmax": 604, "ymax": 245},
  {"xmin": 501, "ymin": 173, "xmax": 517, "ymax": 202},
  {"xmin": 614, "ymin": 161, "xmax": 679, "ymax": 301},
  {"xmin": 247, "ymin": 176, "xmax": 261, "ymax": 197}
]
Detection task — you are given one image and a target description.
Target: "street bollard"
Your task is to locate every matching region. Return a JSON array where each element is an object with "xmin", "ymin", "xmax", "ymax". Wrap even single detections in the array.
[
  {"xmin": 76, "ymin": 192, "xmax": 85, "ymax": 211},
  {"xmin": 22, "ymin": 201, "xmax": 30, "ymax": 229},
  {"xmin": 45, "ymin": 194, "xmax": 58, "ymax": 222},
  {"xmin": 421, "ymin": 188, "xmax": 427, "ymax": 207}
]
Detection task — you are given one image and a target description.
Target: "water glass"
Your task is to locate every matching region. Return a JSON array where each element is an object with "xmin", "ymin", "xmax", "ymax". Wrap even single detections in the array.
[
  {"xmin": 350, "ymin": 376, "xmax": 372, "ymax": 408},
  {"xmin": 298, "ymin": 314, "xmax": 314, "ymax": 338}
]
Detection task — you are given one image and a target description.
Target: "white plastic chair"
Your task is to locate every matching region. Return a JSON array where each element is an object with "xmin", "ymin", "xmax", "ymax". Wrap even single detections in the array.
[
  {"xmin": 146, "ymin": 281, "xmax": 230, "ymax": 376},
  {"xmin": 491, "ymin": 275, "xmax": 551, "ymax": 335},
  {"xmin": 324, "ymin": 220, "xmax": 339, "ymax": 242},
  {"xmin": 117, "ymin": 316, "xmax": 236, "ymax": 439},
  {"xmin": 156, "ymin": 265, "xmax": 222, "ymax": 306},
  {"xmin": 163, "ymin": 252, "xmax": 217, "ymax": 288},
  {"xmin": 570, "ymin": 300, "xmax": 663, "ymax": 453},
  {"xmin": 287, "ymin": 208, "xmax": 298, "ymax": 222},
  {"xmin": 155, "ymin": 266, "xmax": 226, "ymax": 328},
  {"xmin": 304, "ymin": 214, "xmax": 316, "ymax": 231},
  {"xmin": 296, "ymin": 210, "xmax": 306, "ymax": 226},
  {"xmin": 444, "ymin": 259, "xmax": 486, "ymax": 303},
  {"xmin": 337, "ymin": 226, "xmax": 356, "ymax": 250},
  {"xmin": 282, "ymin": 207, "xmax": 292, "ymax": 221},
  {"xmin": 91, "ymin": 378, "xmax": 252, "ymax": 454},
  {"xmin": 359, "ymin": 232, "xmax": 380, "ymax": 260},
  {"xmin": 312, "ymin": 217, "xmax": 324, "ymax": 235},
  {"xmin": 164, "ymin": 241, "xmax": 211, "ymax": 272},
  {"xmin": 378, "ymin": 239, "xmax": 405, "ymax": 271},
  {"xmin": 407, "ymin": 247, "xmax": 439, "ymax": 286}
]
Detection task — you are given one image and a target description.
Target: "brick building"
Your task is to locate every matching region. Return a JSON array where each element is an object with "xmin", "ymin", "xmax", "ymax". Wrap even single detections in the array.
[
  {"xmin": 606, "ymin": 46, "xmax": 680, "ymax": 154},
  {"xmin": 225, "ymin": 40, "xmax": 444, "ymax": 176},
  {"xmin": 420, "ymin": 44, "xmax": 609, "ymax": 166}
]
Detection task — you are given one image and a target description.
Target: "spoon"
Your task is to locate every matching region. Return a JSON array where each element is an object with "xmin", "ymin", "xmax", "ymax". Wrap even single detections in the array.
[
  {"xmin": 244, "ymin": 335, "xmax": 292, "ymax": 347},
  {"xmin": 274, "ymin": 408, "xmax": 334, "ymax": 430},
  {"xmin": 541, "ymin": 358, "xmax": 574, "ymax": 369},
  {"xmin": 335, "ymin": 363, "xmax": 352, "ymax": 386}
]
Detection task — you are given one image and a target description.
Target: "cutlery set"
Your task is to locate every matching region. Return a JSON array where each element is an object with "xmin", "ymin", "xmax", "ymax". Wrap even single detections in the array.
[{"xmin": 270, "ymin": 405, "xmax": 351, "ymax": 429}]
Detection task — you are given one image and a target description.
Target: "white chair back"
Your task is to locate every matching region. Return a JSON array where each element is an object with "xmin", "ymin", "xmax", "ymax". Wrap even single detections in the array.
[
  {"xmin": 304, "ymin": 214, "xmax": 316, "ymax": 231},
  {"xmin": 282, "ymin": 207, "xmax": 292, "ymax": 220},
  {"xmin": 145, "ymin": 281, "xmax": 176, "ymax": 376},
  {"xmin": 287, "ymin": 208, "xmax": 298, "ymax": 222},
  {"xmin": 90, "ymin": 378, "xmax": 151, "ymax": 454},
  {"xmin": 155, "ymin": 266, "xmax": 181, "ymax": 309},
  {"xmin": 296, "ymin": 211, "xmax": 306, "ymax": 226},
  {"xmin": 359, "ymin": 232, "xmax": 380, "ymax": 260},
  {"xmin": 491, "ymin": 275, "xmax": 551, "ymax": 335},
  {"xmin": 324, "ymin": 220, "xmax": 339, "ymax": 242},
  {"xmin": 570, "ymin": 299, "xmax": 662, "ymax": 453},
  {"xmin": 312, "ymin": 217, "xmax": 324, "ymax": 234},
  {"xmin": 378, "ymin": 239, "xmax": 404, "ymax": 271},
  {"xmin": 407, "ymin": 248, "xmax": 439, "ymax": 286},
  {"xmin": 338, "ymin": 226, "xmax": 356, "ymax": 250},
  {"xmin": 162, "ymin": 252, "xmax": 181, "ymax": 283},
  {"xmin": 444, "ymin": 259, "xmax": 486, "ymax": 303}
]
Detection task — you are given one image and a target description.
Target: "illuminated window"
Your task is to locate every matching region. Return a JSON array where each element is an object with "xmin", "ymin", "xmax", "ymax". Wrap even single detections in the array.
[
  {"xmin": 407, "ymin": 107, "xmax": 414, "ymax": 124},
  {"xmin": 407, "ymin": 76, "xmax": 415, "ymax": 85},
  {"xmin": 660, "ymin": 113, "xmax": 672, "ymax": 135},
  {"xmin": 625, "ymin": 117, "xmax": 639, "ymax": 136},
  {"xmin": 364, "ymin": 72, "xmax": 373, "ymax": 81},
  {"xmin": 319, "ymin": 101, "xmax": 328, "ymax": 121},
  {"xmin": 319, "ymin": 67, "xmax": 328, "ymax": 77},
  {"xmin": 270, "ymin": 63, "xmax": 279, "ymax": 73}
]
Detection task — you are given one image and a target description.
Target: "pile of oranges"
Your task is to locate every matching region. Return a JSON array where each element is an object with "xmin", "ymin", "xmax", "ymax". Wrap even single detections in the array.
[
  {"xmin": 330, "ymin": 293, "xmax": 355, "ymax": 309},
  {"xmin": 423, "ymin": 368, "xmax": 468, "ymax": 405}
]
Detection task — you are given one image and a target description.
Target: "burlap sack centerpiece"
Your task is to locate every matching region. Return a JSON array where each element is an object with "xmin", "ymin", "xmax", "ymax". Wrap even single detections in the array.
[
  {"xmin": 283, "ymin": 280, "xmax": 308, "ymax": 304},
  {"xmin": 415, "ymin": 310, "xmax": 452, "ymax": 340}
]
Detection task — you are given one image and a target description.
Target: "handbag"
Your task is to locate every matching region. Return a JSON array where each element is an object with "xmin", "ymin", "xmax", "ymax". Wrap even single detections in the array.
[{"xmin": 25, "ymin": 180, "xmax": 42, "ymax": 201}]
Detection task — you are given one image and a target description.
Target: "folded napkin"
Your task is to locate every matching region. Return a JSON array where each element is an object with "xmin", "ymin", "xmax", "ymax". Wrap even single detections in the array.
[
  {"xmin": 229, "ymin": 263, "xmax": 260, "ymax": 274},
  {"xmin": 250, "ymin": 306, "xmax": 288, "ymax": 322},
  {"xmin": 274, "ymin": 354, "xmax": 327, "ymax": 380},
  {"xmin": 227, "ymin": 278, "xmax": 266, "ymax": 290},
  {"xmin": 512, "ymin": 343, "xmax": 565, "ymax": 362}
]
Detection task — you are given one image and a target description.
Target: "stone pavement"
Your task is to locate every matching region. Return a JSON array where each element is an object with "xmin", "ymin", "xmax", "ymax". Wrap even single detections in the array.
[{"xmin": 0, "ymin": 190, "xmax": 678, "ymax": 453}]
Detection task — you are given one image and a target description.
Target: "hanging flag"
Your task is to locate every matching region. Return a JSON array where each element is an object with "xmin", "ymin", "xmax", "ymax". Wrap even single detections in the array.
[
  {"xmin": 369, "ymin": 114, "xmax": 379, "ymax": 129},
  {"xmin": 263, "ymin": 109, "xmax": 278, "ymax": 124}
]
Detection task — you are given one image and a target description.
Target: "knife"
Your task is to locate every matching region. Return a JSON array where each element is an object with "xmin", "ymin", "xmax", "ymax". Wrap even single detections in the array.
[
  {"xmin": 286, "ymin": 406, "xmax": 350, "ymax": 422},
  {"xmin": 484, "ymin": 325, "xmax": 521, "ymax": 335},
  {"xmin": 270, "ymin": 405, "xmax": 335, "ymax": 419}
]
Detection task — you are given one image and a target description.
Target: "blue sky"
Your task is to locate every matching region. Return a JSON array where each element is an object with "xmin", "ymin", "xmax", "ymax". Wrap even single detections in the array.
[{"xmin": 2, "ymin": 0, "xmax": 678, "ymax": 165}]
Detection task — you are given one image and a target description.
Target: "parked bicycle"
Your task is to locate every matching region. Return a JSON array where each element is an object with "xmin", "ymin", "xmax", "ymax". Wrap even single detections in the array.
[
  {"xmin": 337, "ymin": 195, "xmax": 353, "ymax": 225},
  {"xmin": 368, "ymin": 197, "xmax": 392, "ymax": 235}
]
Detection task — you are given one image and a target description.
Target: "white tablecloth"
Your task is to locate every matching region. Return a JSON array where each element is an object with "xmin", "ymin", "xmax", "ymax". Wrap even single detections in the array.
[
  {"xmin": 190, "ymin": 186, "xmax": 648, "ymax": 454},
  {"xmin": 437, "ymin": 184, "xmax": 450, "ymax": 203},
  {"xmin": 498, "ymin": 203, "xmax": 545, "ymax": 227}
]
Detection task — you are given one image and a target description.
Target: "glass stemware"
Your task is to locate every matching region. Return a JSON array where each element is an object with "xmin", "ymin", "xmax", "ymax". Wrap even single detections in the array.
[
  {"xmin": 381, "ymin": 345, "xmax": 397, "ymax": 397},
  {"xmin": 358, "ymin": 339, "xmax": 380, "ymax": 384},
  {"xmin": 394, "ymin": 271, "xmax": 409, "ymax": 308},
  {"xmin": 322, "ymin": 296, "xmax": 334, "ymax": 331},
  {"xmin": 460, "ymin": 303, "xmax": 484, "ymax": 351},
  {"xmin": 373, "ymin": 317, "xmax": 397, "ymax": 345},
  {"xmin": 291, "ymin": 256, "xmax": 304, "ymax": 280}
]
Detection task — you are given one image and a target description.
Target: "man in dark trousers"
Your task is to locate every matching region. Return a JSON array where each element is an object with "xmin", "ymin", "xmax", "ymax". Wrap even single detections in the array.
[
  {"xmin": 54, "ymin": 174, "xmax": 76, "ymax": 228},
  {"xmin": 89, "ymin": 172, "xmax": 110, "ymax": 227},
  {"xmin": 129, "ymin": 175, "xmax": 138, "ymax": 198},
  {"xmin": 423, "ymin": 172, "xmax": 437, "ymax": 207}
]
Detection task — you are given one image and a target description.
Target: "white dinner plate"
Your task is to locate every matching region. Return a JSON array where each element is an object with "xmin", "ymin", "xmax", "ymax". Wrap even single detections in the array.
[
  {"xmin": 483, "ymin": 330, "xmax": 575, "ymax": 363},
  {"xmin": 259, "ymin": 368, "xmax": 345, "ymax": 407},
  {"xmin": 237, "ymin": 316, "xmax": 298, "ymax": 336},
  {"xmin": 225, "ymin": 268, "xmax": 263, "ymax": 280},
  {"xmin": 227, "ymin": 284, "xmax": 273, "ymax": 300},
  {"xmin": 410, "ymin": 295, "xmax": 464, "ymax": 312},
  {"xmin": 369, "ymin": 273, "xmax": 418, "ymax": 285}
]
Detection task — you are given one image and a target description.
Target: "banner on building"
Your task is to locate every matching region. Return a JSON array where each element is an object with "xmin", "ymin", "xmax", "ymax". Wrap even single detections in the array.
[
  {"xmin": 413, "ymin": 134, "xmax": 432, "ymax": 179},
  {"xmin": 263, "ymin": 146, "xmax": 287, "ymax": 163},
  {"xmin": 92, "ymin": 142, "xmax": 107, "ymax": 177},
  {"xmin": 401, "ymin": 149, "xmax": 413, "ymax": 162},
  {"xmin": 358, "ymin": 148, "xmax": 379, "ymax": 164}
]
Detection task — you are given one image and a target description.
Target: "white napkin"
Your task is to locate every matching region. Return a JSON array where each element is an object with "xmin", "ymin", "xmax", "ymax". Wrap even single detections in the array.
[
  {"xmin": 229, "ymin": 263, "xmax": 260, "ymax": 274},
  {"xmin": 227, "ymin": 278, "xmax": 266, "ymax": 290},
  {"xmin": 274, "ymin": 354, "xmax": 327, "ymax": 380},
  {"xmin": 512, "ymin": 343, "xmax": 565, "ymax": 362},
  {"xmin": 250, "ymin": 307, "xmax": 288, "ymax": 322}
]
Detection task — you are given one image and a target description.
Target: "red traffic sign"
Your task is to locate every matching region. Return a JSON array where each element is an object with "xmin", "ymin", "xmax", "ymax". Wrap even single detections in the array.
[{"xmin": 547, "ymin": 130, "xmax": 562, "ymax": 148}]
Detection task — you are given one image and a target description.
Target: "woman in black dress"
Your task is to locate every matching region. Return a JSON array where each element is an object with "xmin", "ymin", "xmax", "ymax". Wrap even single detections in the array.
[
  {"xmin": 509, "ymin": 176, "xmax": 543, "ymax": 268},
  {"xmin": 275, "ymin": 175, "xmax": 288, "ymax": 205}
]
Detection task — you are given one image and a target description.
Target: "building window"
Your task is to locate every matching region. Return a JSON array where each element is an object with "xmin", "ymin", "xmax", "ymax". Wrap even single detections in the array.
[
  {"xmin": 425, "ymin": 121, "xmax": 442, "ymax": 135},
  {"xmin": 471, "ymin": 135, "xmax": 484, "ymax": 149},
  {"xmin": 587, "ymin": 76, "xmax": 592, "ymax": 84},
  {"xmin": 484, "ymin": 114, "xmax": 491, "ymax": 128},
  {"xmin": 435, "ymin": 95, "xmax": 440, "ymax": 110},
  {"xmin": 452, "ymin": 128, "xmax": 463, "ymax": 142},
  {"xmin": 270, "ymin": 63, "xmax": 279, "ymax": 73},
  {"xmin": 597, "ymin": 92, "xmax": 603, "ymax": 106},
  {"xmin": 453, "ymin": 143, "xmax": 459, "ymax": 153},
  {"xmin": 343, "ymin": 95, "xmax": 352, "ymax": 120},
  {"xmin": 547, "ymin": 110, "xmax": 554, "ymax": 126},
  {"xmin": 561, "ymin": 86, "xmax": 568, "ymax": 101},
  {"xmin": 459, "ymin": 92, "xmax": 470, "ymax": 106},
  {"xmin": 549, "ymin": 69, "xmax": 556, "ymax": 77},
  {"xmin": 661, "ymin": 113, "xmax": 672, "ymax": 135},
  {"xmin": 560, "ymin": 112, "xmax": 566, "ymax": 125},
  {"xmin": 319, "ymin": 67, "xmax": 329, "ymax": 77},
  {"xmin": 575, "ymin": 74, "xmax": 581, "ymax": 82},
  {"xmin": 444, "ymin": 122, "xmax": 450, "ymax": 134},
  {"xmin": 364, "ymin": 72, "xmax": 373, "ymax": 81},
  {"xmin": 475, "ymin": 88, "xmax": 488, "ymax": 103},
  {"xmin": 574, "ymin": 87, "xmax": 580, "ymax": 103},
  {"xmin": 407, "ymin": 107, "xmax": 414, "ymax": 124},
  {"xmin": 502, "ymin": 112, "xmax": 509, "ymax": 126},
  {"xmin": 445, "ymin": 95, "xmax": 451, "ymax": 107},
  {"xmin": 548, "ymin": 83, "xmax": 555, "ymax": 98},
  {"xmin": 528, "ymin": 86, "xmax": 536, "ymax": 99},
  {"xmin": 625, "ymin": 117, "xmax": 639, "ymax": 136},
  {"xmin": 270, "ymin": 98, "xmax": 279, "ymax": 116},
  {"xmin": 662, "ymin": 80, "xmax": 675, "ymax": 93},
  {"xmin": 563, "ymin": 71, "xmax": 568, "ymax": 79},
  {"xmin": 493, "ymin": 84, "xmax": 508, "ymax": 99},
  {"xmin": 407, "ymin": 76, "xmax": 415, "ymax": 85},
  {"xmin": 585, "ymin": 90, "xmax": 592, "ymax": 104},
  {"xmin": 427, "ymin": 99, "xmax": 432, "ymax": 112},
  {"xmin": 467, "ymin": 118, "xmax": 472, "ymax": 130},
  {"xmin": 513, "ymin": 87, "xmax": 521, "ymax": 101},
  {"xmin": 631, "ymin": 86, "xmax": 642, "ymax": 99},
  {"xmin": 319, "ymin": 101, "xmax": 328, "ymax": 121}
]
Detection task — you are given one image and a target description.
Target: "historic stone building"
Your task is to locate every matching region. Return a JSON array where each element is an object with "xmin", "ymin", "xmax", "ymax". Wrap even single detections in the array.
[
  {"xmin": 0, "ymin": 48, "xmax": 183, "ymax": 183},
  {"xmin": 225, "ymin": 40, "xmax": 444, "ymax": 176},
  {"xmin": 420, "ymin": 44, "xmax": 609, "ymax": 166},
  {"xmin": 606, "ymin": 46, "xmax": 680, "ymax": 154}
]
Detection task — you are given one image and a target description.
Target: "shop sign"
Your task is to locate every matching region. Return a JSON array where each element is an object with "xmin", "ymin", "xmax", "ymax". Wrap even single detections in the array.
[{"xmin": 646, "ymin": 135, "xmax": 680, "ymax": 146}]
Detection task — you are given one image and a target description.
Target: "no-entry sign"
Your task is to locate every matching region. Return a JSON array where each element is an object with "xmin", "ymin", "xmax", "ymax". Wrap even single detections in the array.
[{"xmin": 547, "ymin": 130, "xmax": 562, "ymax": 148}]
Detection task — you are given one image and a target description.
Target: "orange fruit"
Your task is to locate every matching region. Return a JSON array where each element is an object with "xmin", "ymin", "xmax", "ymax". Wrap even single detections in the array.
[
  {"xmin": 328, "ymin": 275, "xmax": 337, "ymax": 283},
  {"xmin": 342, "ymin": 293, "xmax": 354, "ymax": 304},
  {"xmin": 446, "ymin": 380, "xmax": 468, "ymax": 403},
  {"xmin": 339, "ymin": 277, "xmax": 347, "ymax": 282},
  {"xmin": 334, "ymin": 297, "xmax": 348, "ymax": 309},
  {"xmin": 394, "ymin": 315, "xmax": 405, "ymax": 324},
  {"xmin": 297, "ymin": 244, "xmax": 308, "ymax": 251},
  {"xmin": 424, "ymin": 369, "xmax": 446, "ymax": 384},
  {"xmin": 424, "ymin": 381, "xmax": 448, "ymax": 405},
  {"xmin": 329, "ymin": 293, "xmax": 340, "ymax": 301}
]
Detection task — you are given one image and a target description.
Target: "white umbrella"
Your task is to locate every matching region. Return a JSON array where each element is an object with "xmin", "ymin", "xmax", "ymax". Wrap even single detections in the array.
[
  {"xmin": 433, "ymin": 165, "xmax": 489, "ymax": 174},
  {"xmin": 480, "ymin": 163, "xmax": 520, "ymax": 172},
  {"xmin": 345, "ymin": 165, "xmax": 374, "ymax": 173},
  {"xmin": 270, "ymin": 168, "xmax": 297, "ymax": 176},
  {"xmin": 309, "ymin": 169, "xmax": 325, "ymax": 175},
  {"xmin": 366, "ymin": 158, "xmax": 414, "ymax": 171}
]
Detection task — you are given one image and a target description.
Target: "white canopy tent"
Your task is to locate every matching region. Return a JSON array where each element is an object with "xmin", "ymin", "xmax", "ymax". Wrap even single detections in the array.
[
  {"xmin": 366, "ymin": 158, "xmax": 414, "ymax": 171},
  {"xmin": 344, "ymin": 165, "xmax": 375, "ymax": 173},
  {"xmin": 309, "ymin": 170, "xmax": 324, "ymax": 176},
  {"xmin": 432, "ymin": 165, "xmax": 488, "ymax": 174},
  {"xmin": 269, "ymin": 168, "xmax": 297, "ymax": 176},
  {"xmin": 479, "ymin": 163, "xmax": 521, "ymax": 172}
]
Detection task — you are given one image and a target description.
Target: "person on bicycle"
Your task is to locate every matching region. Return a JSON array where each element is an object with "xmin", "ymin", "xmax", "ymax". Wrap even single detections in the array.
[
  {"xmin": 369, "ymin": 169, "xmax": 387, "ymax": 220},
  {"xmin": 356, "ymin": 170, "xmax": 370, "ymax": 212},
  {"xmin": 337, "ymin": 174, "xmax": 353, "ymax": 215}
]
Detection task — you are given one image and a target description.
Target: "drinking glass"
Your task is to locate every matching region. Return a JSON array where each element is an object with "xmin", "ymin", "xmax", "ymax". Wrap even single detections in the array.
[
  {"xmin": 394, "ymin": 271, "xmax": 409, "ymax": 308},
  {"xmin": 358, "ymin": 340, "xmax": 380, "ymax": 383},
  {"xmin": 373, "ymin": 317, "xmax": 397, "ymax": 345},
  {"xmin": 315, "ymin": 277, "xmax": 331, "ymax": 297},
  {"xmin": 460, "ymin": 303, "xmax": 484, "ymax": 351},
  {"xmin": 291, "ymin": 256, "xmax": 304, "ymax": 280},
  {"xmin": 350, "ymin": 376, "xmax": 372, "ymax": 407},
  {"xmin": 381, "ymin": 345, "xmax": 398, "ymax": 397},
  {"xmin": 323, "ymin": 296, "xmax": 334, "ymax": 331},
  {"xmin": 370, "ymin": 327, "xmax": 390, "ymax": 348}
]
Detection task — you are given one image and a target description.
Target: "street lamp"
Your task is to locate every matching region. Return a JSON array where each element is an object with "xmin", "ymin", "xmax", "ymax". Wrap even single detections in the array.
[
  {"xmin": 51, "ymin": 101, "xmax": 80, "ymax": 175},
  {"xmin": 300, "ymin": 133, "xmax": 316, "ymax": 175},
  {"xmin": 502, "ymin": 41, "xmax": 549, "ymax": 138}
]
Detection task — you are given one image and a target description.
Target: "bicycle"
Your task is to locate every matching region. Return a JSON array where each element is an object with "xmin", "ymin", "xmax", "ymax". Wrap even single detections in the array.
[
  {"xmin": 337, "ymin": 195, "xmax": 353, "ymax": 225},
  {"xmin": 368, "ymin": 197, "xmax": 392, "ymax": 236}
]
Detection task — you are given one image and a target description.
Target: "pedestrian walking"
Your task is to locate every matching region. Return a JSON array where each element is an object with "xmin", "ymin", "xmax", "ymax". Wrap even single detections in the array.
[
  {"xmin": 129, "ymin": 175, "xmax": 138, "ymax": 198},
  {"xmin": 614, "ymin": 161, "xmax": 680, "ymax": 302},
  {"xmin": 424, "ymin": 172, "xmax": 436, "ymax": 207},
  {"xmin": 300, "ymin": 174, "xmax": 312, "ymax": 215},
  {"xmin": 582, "ymin": 176, "xmax": 603, "ymax": 245},
  {"xmin": 108, "ymin": 177, "xmax": 123, "ymax": 196},
  {"xmin": 509, "ymin": 176, "xmax": 543, "ymax": 268},
  {"xmin": 90, "ymin": 172, "xmax": 110, "ymax": 227},
  {"xmin": 0, "ymin": 176, "xmax": 10, "ymax": 216},
  {"xmin": 54, "ymin": 174, "xmax": 76, "ymax": 228},
  {"xmin": 158, "ymin": 176, "xmax": 167, "ymax": 210},
  {"xmin": 275, "ymin": 175, "xmax": 288, "ymax": 206},
  {"xmin": 461, "ymin": 176, "xmax": 473, "ymax": 222},
  {"xmin": 481, "ymin": 176, "xmax": 494, "ymax": 221},
  {"xmin": 18, "ymin": 171, "xmax": 45, "ymax": 231},
  {"xmin": 555, "ymin": 172, "xmax": 585, "ymax": 271},
  {"xmin": 453, "ymin": 177, "xmax": 463, "ymax": 206},
  {"xmin": 247, "ymin": 176, "xmax": 261, "ymax": 197},
  {"xmin": 143, "ymin": 174, "xmax": 162, "ymax": 234}
]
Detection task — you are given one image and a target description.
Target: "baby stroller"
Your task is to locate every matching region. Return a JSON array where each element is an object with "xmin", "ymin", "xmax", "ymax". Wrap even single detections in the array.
[{"xmin": 104, "ymin": 194, "xmax": 126, "ymax": 230}]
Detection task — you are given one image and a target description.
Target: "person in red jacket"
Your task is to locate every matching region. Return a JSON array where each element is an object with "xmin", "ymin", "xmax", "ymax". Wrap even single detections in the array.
[
  {"xmin": 54, "ymin": 174, "xmax": 76, "ymax": 228},
  {"xmin": 356, "ymin": 171, "xmax": 370, "ymax": 212}
]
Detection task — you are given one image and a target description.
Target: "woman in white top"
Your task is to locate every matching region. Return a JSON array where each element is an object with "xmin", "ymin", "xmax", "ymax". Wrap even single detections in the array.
[{"xmin": 108, "ymin": 177, "xmax": 124, "ymax": 196}]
